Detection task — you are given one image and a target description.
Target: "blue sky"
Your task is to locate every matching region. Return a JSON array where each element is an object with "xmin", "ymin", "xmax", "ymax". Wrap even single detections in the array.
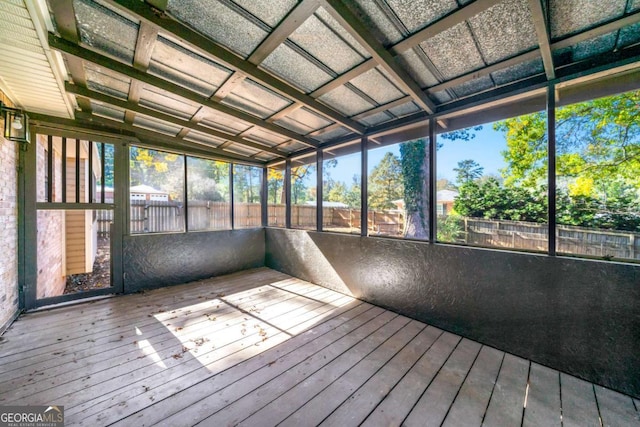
[{"xmin": 327, "ymin": 123, "xmax": 508, "ymax": 185}]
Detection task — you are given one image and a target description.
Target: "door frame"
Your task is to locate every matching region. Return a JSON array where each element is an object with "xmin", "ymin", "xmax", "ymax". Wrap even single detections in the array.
[{"xmin": 20, "ymin": 129, "xmax": 126, "ymax": 310}]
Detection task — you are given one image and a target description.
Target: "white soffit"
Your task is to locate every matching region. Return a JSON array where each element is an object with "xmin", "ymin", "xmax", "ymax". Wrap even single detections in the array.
[{"xmin": 0, "ymin": 0, "xmax": 72, "ymax": 117}]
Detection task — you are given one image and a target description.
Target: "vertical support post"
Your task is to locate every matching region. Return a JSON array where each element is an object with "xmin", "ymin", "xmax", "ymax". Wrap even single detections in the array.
[
  {"xmin": 316, "ymin": 149, "xmax": 323, "ymax": 232},
  {"xmin": 285, "ymin": 159, "xmax": 291, "ymax": 229},
  {"xmin": 183, "ymin": 154, "xmax": 188, "ymax": 232},
  {"xmin": 229, "ymin": 163, "xmax": 235, "ymax": 230},
  {"xmin": 261, "ymin": 166, "xmax": 268, "ymax": 227},
  {"xmin": 88, "ymin": 141, "xmax": 94, "ymax": 203},
  {"xmin": 112, "ymin": 140, "xmax": 128, "ymax": 293},
  {"xmin": 47, "ymin": 135, "xmax": 53, "ymax": 203},
  {"xmin": 75, "ymin": 139, "xmax": 80, "ymax": 203},
  {"xmin": 20, "ymin": 129, "xmax": 38, "ymax": 309},
  {"xmin": 547, "ymin": 83, "xmax": 557, "ymax": 256},
  {"xmin": 429, "ymin": 117, "xmax": 437, "ymax": 243},
  {"xmin": 100, "ymin": 143, "xmax": 106, "ymax": 203},
  {"xmin": 61, "ymin": 137, "xmax": 67, "ymax": 203},
  {"xmin": 360, "ymin": 137, "xmax": 368, "ymax": 237}
]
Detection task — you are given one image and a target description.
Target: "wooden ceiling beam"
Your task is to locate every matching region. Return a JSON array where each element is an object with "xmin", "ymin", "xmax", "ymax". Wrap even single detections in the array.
[
  {"xmin": 103, "ymin": 0, "xmax": 366, "ymax": 134},
  {"xmin": 48, "ymin": 33, "xmax": 320, "ymax": 149}
]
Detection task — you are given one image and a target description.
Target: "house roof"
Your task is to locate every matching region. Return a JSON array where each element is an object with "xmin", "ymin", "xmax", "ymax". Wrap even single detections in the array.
[
  {"xmin": 2, "ymin": 0, "xmax": 640, "ymax": 165},
  {"xmin": 437, "ymin": 190, "xmax": 459, "ymax": 202}
]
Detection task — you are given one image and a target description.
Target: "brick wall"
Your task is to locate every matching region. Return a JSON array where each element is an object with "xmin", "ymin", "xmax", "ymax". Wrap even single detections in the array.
[
  {"xmin": 0, "ymin": 105, "xmax": 19, "ymax": 332},
  {"xmin": 35, "ymin": 134, "xmax": 65, "ymax": 298}
]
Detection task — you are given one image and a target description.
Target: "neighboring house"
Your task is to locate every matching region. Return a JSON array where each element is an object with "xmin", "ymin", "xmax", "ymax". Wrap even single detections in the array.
[
  {"xmin": 437, "ymin": 190, "xmax": 459, "ymax": 216},
  {"xmin": 390, "ymin": 190, "xmax": 459, "ymax": 216},
  {"xmin": 130, "ymin": 184, "xmax": 169, "ymax": 201}
]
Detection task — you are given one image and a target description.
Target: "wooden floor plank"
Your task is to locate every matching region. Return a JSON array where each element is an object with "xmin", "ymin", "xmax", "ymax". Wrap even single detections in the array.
[
  {"xmin": 81, "ymin": 302, "xmax": 376, "ymax": 427},
  {"xmin": 595, "ymin": 384, "xmax": 640, "ymax": 427},
  {"xmin": 0, "ymin": 283, "xmax": 310, "ymax": 385},
  {"xmin": 192, "ymin": 312, "xmax": 405, "ymax": 427},
  {"xmin": 482, "ymin": 353, "xmax": 529, "ymax": 427},
  {"xmin": 273, "ymin": 320, "xmax": 426, "ymax": 427},
  {"xmin": 2, "ymin": 285, "xmax": 338, "ymax": 403},
  {"xmin": 4, "ymin": 286, "xmax": 347, "ymax": 405},
  {"xmin": 318, "ymin": 326, "xmax": 443, "ymax": 427},
  {"xmin": 560, "ymin": 373, "xmax": 600, "ymax": 427},
  {"xmin": 360, "ymin": 331, "xmax": 461, "ymax": 427},
  {"xmin": 403, "ymin": 338, "xmax": 482, "ymax": 427},
  {"xmin": 1, "ymin": 268, "xmax": 637, "ymax": 427},
  {"xmin": 442, "ymin": 346, "xmax": 504, "ymax": 427},
  {"xmin": 523, "ymin": 363, "xmax": 561, "ymax": 427}
]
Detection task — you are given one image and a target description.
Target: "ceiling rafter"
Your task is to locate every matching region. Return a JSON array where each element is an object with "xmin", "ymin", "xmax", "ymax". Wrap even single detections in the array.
[
  {"xmin": 528, "ymin": 0, "xmax": 555, "ymax": 80},
  {"xmin": 65, "ymin": 83, "xmax": 287, "ymax": 158},
  {"xmin": 75, "ymin": 111, "xmax": 265, "ymax": 165},
  {"xmin": 48, "ymin": 0, "xmax": 91, "ymax": 113},
  {"xmin": 247, "ymin": 0, "xmax": 320, "ymax": 65},
  {"xmin": 48, "ymin": 33, "xmax": 321, "ymax": 149},
  {"xmin": 388, "ymin": 0, "xmax": 503, "ymax": 55},
  {"xmin": 322, "ymin": 0, "xmax": 438, "ymax": 114},
  {"xmin": 427, "ymin": 10, "xmax": 640, "ymax": 95},
  {"xmin": 103, "ymin": 0, "xmax": 366, "ymax": 135},
  {"xmin": 125, "ymin": 21, "xmax": 158, "ymax": 124}
]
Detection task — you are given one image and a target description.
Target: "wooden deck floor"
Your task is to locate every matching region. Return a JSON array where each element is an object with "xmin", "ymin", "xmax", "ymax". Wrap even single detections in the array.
[{"xmin": 0, "ymin": 268, "xmax": 638, "ymax": 426}]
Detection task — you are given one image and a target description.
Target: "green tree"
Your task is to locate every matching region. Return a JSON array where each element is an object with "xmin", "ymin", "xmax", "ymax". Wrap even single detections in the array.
[
  {"xmin": 129, "ymin": 147, "xmax": 184, "ymax": 200},
  {"xmin": 454, "ymin": 159, "xmax": 484, "ymax": 184},
  {"xmin": 368, "ymin": 152, "xmax": 403, "ymax": 210},
  {"xmin": 400, "ymin": 139, "xmax": 429, "ymax": 238},
  {"xmin": 267, "ymin": 167, "xmax": 285, "ymax": 204}
]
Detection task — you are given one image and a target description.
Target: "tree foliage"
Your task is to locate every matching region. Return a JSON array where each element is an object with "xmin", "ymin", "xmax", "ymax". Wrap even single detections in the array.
[
  {"xmin": 454, "ymin": 159, "xmax": 484, "ymax": 185},
  {"xmin": 368, "ymin": 152, "xmax": 403, "ymax": 210},
  {"xmin": 400, "ymin": 139, "xmax": 429, "ymax": 238}
]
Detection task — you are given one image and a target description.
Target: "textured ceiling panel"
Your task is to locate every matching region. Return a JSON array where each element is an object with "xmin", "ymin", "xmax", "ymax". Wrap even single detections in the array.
[
  {"xmin": 148, "ymin": 37, "xmax": 232, "ymax": 97},
  {"xmin": 491, "ymin": 58, "xmax": 544, "ymax": 86},
  {"xmin": 312, "ymin": 126, "xmax": 352, "ymax": 143},
  {"xmin": 139, "ymin": 86, "xmax": 200, "ymax": 120},
  {"xmin": 91, "ymin": 101, "xmax": 125, "ymax": 122},
  {"xmin": 314, "ymin": 7, "xmax": 370, "ymax": 57},
  {"xmin": 231, "ymin": 0, "xmax": 297, "ymax": 27},
  {"xmin": 358, "ymin": 111, "xmax": 393, "ymax": 126},
  {"xmin": 183, "ymin": 129, "xmax": 226, "ymax": 147},
  {"xmin": 74, "ymin": 0, "xmax": 138, "ymax": 64},
  {"xmin": 84, "ymin": 64, "xmax": 130, "ymax": 99},
  {"xmin": 572, "ymin": 32, "xmax": 618, "ymax": 62},
  {"xmin": 244, "ymin": 128, "xmax": 289, "ymax": 146},
  {"xmin": 386, "ymin": 0, "xmax": 457, "ymax": 34},
  {"xmin": 629, "ymin": 0, "xmax": 640, "ymax": 11},
  {"xmin": 133, "ymin": 114, "xmax": 182, "ymax": 136},
  {"xmin": 167, "ymin": 0, "xmax": 267, "ymax": 58},
  {"xmin": 345, "ymin": 0, "xmax": 403, "ymax": 46},
  {"xmin": 388, "ymin": 101, "xmax": 421, "ymax": 117},
  {"xmin": 225, "ymin": 143, "xmax": 260, "ymax": 156},
  {"xmin": 289, "ymin": 9, "xmax": 367, "ymax": 75},
  {"xmin": 420, "ymin": 23, "xmax": 485, "ymax": 80},
  {"xmin": 223, "ymin": 79, "xmax": 291, "ymax": 119},
  {"xmin": 285, "ymin": 107, "xmax": 333, "ymax": 131},
  {"xmin": 451, "ymin": 74, "xmax": 494, "ymax": 98},
  {"xmin": 261, "ymin": 44, "xmax": 333, "ymax": 92},
  {"xmin": 468, "ymin": 0, "xmax": 537, "ymax": 64},
  {"xmin": 318, "ymin": 85, "xmax": 375, "ymax": 116},
  {"xmin": 618, "ymin": 23, "xmax": 640, "ymax": 48},
  {"xmin": 549, "ymin": 0, "xmax": 626, "ymax": 38},
  {"xmin": 396, "ymin": 49, "xmax": 440, "ymax": 88},
  {"xmin": 199, "ymin": 111, "xmax": 252, "ymax": 135},
  {"xmin": 349, "ymin": 67, "xmax": 405, "ymax": 104}
]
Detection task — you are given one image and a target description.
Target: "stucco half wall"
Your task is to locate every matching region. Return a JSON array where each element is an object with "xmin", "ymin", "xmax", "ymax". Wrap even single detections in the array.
[
  {"xmin": 123, "ymin": 229, "xmax": 265, "ymax": 292},
  {"xmin": 265, "ymin": 227, "xmax": 640, "ymax": 398}
]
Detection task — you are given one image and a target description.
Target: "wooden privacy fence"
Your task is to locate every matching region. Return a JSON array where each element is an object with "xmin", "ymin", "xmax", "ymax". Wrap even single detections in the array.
[
  {"xmin": 462, "ymin": 217, "xmax": 640, "ymax": 260},
  {"xmin": 98, "ymin": 203, "xmax": 639, "ymax": 259}
]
